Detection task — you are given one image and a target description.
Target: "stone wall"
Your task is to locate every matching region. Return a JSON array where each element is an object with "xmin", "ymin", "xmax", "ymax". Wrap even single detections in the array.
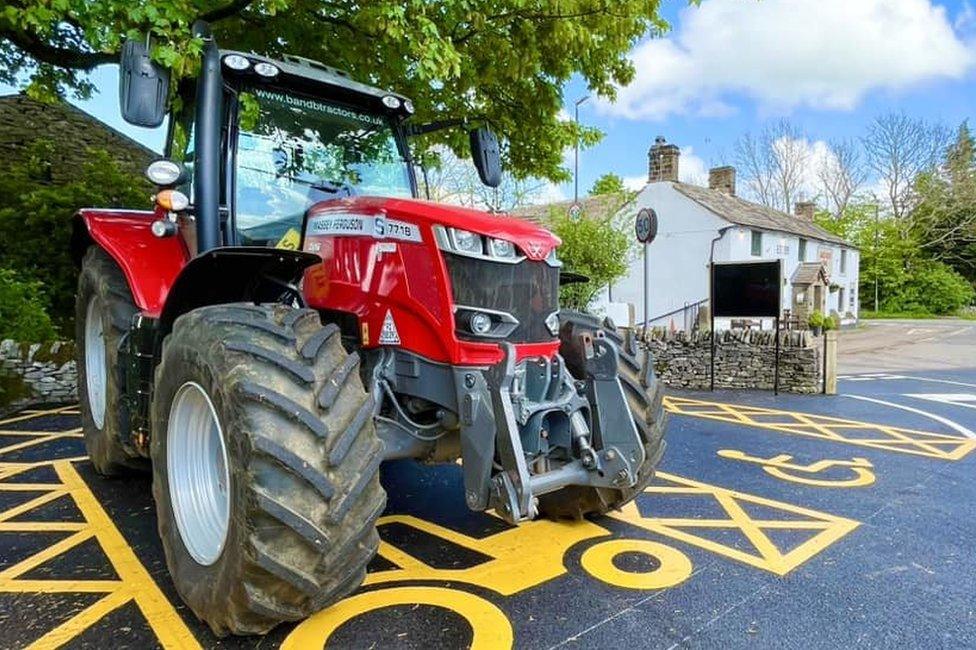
[
  {"xmin": 0, "ymin": 340, "xmax": 77, "ymax": 412},
  {"xmin": 643, "ymin": 329, "xmax": 821, "ymax": 393}
]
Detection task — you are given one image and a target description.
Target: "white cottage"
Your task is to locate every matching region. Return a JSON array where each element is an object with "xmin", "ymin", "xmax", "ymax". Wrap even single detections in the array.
[{"xmin": 519, "ymin": 137, "xmax": 859, "ymax": 329}]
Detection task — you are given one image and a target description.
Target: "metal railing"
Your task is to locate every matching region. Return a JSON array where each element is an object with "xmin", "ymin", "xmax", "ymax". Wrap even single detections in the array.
[{"xmin": 643, "ymin": 298, "xmax": 709, "ymax": 332}]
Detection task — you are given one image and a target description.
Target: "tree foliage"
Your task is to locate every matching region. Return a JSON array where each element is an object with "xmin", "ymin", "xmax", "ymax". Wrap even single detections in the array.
[
  {"xmin": 816, "ymin": 203, "xmax": 974, "ymax": 315},
  {"xmin": 1, "ymin": 0, "xmax": 673, "ymax": 181},
  {"xmin": 589, "ymin": 172, "xmax": 625, "ymax": 196},
  {"xmin": 0, "ymin": 140, "xmax": 150, "ymax": 335},
  {"xmin": 910, "ymin": 122, "xmax": 976, "ymax": 282},
  {"xmin": 0, "ymin": 268, "xmax": 57, "ymax": 343},
  {"xmin": 550, "ymin": 209, "xmax": 630, "ymax": 311}
]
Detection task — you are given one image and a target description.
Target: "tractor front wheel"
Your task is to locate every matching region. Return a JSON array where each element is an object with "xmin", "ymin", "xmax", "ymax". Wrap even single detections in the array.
[
  {"xmin": 538, "ymin": 310, "xmax": 667, "ymax": 520},
  {"xmin": 150, "ymin": 303, "xmax": 386, "ymax": 636},
  {"xmin": 75, "ymin": 246, "xmax": 142, "ymax": 475}
]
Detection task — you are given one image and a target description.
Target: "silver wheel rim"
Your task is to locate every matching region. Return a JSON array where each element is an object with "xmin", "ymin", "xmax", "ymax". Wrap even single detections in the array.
[
  {"xmin": 84, "ymin": 299, "xmax": 107, "ymax": 429},
  {"xmin": 167, "ymin": 382, "xmax": 230, "ymax": 566}
]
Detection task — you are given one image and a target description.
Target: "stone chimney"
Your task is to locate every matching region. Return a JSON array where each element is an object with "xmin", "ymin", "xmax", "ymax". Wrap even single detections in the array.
[
  {"xmin": 648, "ymin": 136, "xmax": 680, "ymax": 183},
  {"xmin": 708, "ymin": 166, "xmax": 736, "ymax": 195},
  {"xmin": 794, "ymin": 201, "xmax": 816, "ymax": 221}
]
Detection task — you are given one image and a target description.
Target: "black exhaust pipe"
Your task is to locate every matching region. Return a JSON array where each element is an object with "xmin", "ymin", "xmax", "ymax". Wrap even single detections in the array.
[{"xmin": 191, "ymin": 20, "xmax": 222, "ymax": 253}]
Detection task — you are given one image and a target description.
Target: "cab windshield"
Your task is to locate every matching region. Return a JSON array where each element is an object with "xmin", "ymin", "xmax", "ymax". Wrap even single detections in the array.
[{"xmin": 234, "ymin": 87, "xmax": 412, "ymax": 246}]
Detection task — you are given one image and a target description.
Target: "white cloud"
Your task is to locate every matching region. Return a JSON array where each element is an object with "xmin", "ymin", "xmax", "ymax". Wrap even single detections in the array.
[{"xmin": 600, "ymin": 0, "xmax": 975, "ymax": 120}]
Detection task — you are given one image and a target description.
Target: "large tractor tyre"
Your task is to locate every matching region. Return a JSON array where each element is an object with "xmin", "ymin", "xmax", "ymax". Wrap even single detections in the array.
[
  {"xmin": 75, "ymin": 246, "xmax": 143, "ymax": 475},
  {"xmin": 150, "ymin": 303, "xmax": 386, "ymax": 636},
  {"xmin": 538, "ymin": 310, "xmax": 667, "ymax": 520}
]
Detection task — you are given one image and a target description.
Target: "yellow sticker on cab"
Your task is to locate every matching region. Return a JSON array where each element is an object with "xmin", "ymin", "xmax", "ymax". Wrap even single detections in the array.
[{"xmin": 276, "ymin": 228, "xmax": 301, "ymax": 250}]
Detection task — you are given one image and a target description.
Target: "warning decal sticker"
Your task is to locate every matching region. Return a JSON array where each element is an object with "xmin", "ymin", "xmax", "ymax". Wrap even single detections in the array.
[{"xmin": 379, "ymin": 310, "xmax": 401, "ymax": 345}]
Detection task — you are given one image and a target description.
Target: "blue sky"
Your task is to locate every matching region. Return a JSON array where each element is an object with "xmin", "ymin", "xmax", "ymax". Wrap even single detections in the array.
[{"xmin": 3, "ymin": 0, "xmax": 974, "ymax": 202}]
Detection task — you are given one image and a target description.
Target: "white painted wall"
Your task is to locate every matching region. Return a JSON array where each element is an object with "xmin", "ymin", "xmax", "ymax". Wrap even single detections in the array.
[{"xmin": 592, "ymin": 182, "xmax": 860, "ymax": 327}]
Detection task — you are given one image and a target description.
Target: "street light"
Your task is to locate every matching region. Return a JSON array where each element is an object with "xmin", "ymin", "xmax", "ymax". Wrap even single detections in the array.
[{"xmin": 574, "ymin": 95, "xmax": 590, "ymax": 203}]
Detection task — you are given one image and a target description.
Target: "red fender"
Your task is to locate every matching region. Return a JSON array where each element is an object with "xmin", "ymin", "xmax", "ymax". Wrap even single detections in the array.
[{"xmin": 74, "ymin": 208, "xmax": 190, "ymax": 317}]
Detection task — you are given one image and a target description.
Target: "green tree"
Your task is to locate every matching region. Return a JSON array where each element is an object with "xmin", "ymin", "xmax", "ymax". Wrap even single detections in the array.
[
  {"xmin": 550, "ymin": 210, "xmax": 630, "ymax": 312},
  {"xmin": 910, "ymin": 121, "xmax": 976, "ymax": 283},
  {"xmin": 0, "ymin": 268, "xmax": 57, "ymax": 343},
  {"xmin": 0, "ymin": 141, "xmax": 149, "ymax": 335},
  {"xmin": 1, "ymin": 1, "xmax": 675, "ymax": 181},
  {"xmin": 590, "ymin": 173, "xmax": 626, "ymax": 196}
]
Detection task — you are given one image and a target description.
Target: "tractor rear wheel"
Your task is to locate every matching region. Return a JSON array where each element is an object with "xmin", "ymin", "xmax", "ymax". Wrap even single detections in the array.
[
  {"xmin": 150, "ymin": 303, "xmax": 385, "ymax": 636},
  {"xmin": 538, "ymin": 310, "xmax": 667, "ymax": 520},
  {"xmin": 75, "ymin": 246, "xmax": 142, "ymax": 475}
]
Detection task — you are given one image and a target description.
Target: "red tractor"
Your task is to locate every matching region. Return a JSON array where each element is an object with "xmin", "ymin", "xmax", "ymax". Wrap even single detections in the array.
[{"xmin": 73, "ymin": 22, "xmax": 666, "ymax": 635}]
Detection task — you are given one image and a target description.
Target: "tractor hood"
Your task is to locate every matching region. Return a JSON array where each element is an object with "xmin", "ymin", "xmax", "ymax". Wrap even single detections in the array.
[{"xmin": 305, "ymin": 196, "xmax": 560, "ymax": 261}]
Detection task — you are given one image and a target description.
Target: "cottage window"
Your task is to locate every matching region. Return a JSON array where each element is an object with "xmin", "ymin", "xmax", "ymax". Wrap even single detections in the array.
[
  {"xmin": 840, "ymin": 249, "xmax": 847, "ymax": 274},
  {"xmin": 798, "ymin": 238, "xmax": 807, "ymax": 261},
  {"xmin": 751, "ymin": 230, "xmax": 762, "ymax": 256}
]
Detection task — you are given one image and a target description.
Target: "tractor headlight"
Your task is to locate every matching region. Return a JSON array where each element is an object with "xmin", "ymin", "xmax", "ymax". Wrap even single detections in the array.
[
  {"xmin": 469, "ymin": 312, "xmax": 493, "ymax": 335},
  {"xmin": 451, "ymin": 228, "xmax": 483, "ymax": 255},
  {"xmin": 223, "ymin": 54, "xmax": 251, "ymax": 71},
  {"xmin": 253, "ymin": 62, "xmax": 280, "ymax": 78},
  {"xmin": 489, "ymin": 237, "xmax": 516, "ymax": 259}
]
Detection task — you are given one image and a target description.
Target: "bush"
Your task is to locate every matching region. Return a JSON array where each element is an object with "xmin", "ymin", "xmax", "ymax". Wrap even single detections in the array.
[
  {"xmin": 0, "ymin": 268, "xmax": 57, "ymax": 343},
  {"xmin": 808, "ymin": 310, "xmax": 824, "ymax": 329},
  {"xmin": 881, "ymin": 260, "xmax": 975, "ymax": 315},
  {"xmin": 0, "ymin": 141, "xmax": 150, "ymax": 336}
]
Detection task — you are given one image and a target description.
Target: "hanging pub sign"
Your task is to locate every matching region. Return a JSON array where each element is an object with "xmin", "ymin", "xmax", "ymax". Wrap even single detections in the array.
[
  {"xmin": 635, "ymin": 208, "xmax": 658, "ymax": 244},
  {"xmin": 711, "ymin": 260, "xmax": 781, "ymax": 318}
]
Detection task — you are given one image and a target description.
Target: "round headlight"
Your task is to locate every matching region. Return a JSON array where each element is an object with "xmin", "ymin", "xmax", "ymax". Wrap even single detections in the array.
[
  {"xmin": 452, "ymin": 229, "xmax": 483, "ymax": 254},
  {"xmin": 469, "ymin": 312, "xmax": 492, "ymax": 335},
  {"xmin": 223, "ymin": 54, "xmax": 251, "ymax": 71},
  {"xmin": 146, "ymin": 159, "xmax": 184, "ymax": 186},
  {"xmin": 253, "ymin": 62, "xmax": 280, "ymax": 78},
  {"xmin": 382, "ymin": 95, "xmax": 402, "ymax": 109},
  {"xmin": 489, "ymin": 238, "xmax": 516, "ymax": 258},
  {"xmin": 403, "ymin": 99, "xmax": 415, "ymax": 114}
]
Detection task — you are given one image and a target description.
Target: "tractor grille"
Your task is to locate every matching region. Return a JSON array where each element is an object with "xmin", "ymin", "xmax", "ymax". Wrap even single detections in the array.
[{"xmin": 443, "ymin": 253, "xmax": 560, "ymax": 343}]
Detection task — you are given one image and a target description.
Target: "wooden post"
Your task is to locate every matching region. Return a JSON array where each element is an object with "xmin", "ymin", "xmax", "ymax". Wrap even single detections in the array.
[{"xmin": 824, "ymin": 330, "xmax": 838, "ymax": 395}]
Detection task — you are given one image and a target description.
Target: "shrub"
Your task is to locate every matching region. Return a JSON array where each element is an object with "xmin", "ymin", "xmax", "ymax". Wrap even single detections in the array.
[
  {"xmin": 0, "ymin": 141, "xmax": 150, "ymax": 336},
  {"xmin": 881, "ymin": 261, "xmax": 975, "ymax": 315},
  {"xmin": 0, "ymin": 268, "xmax": 57, "ymax": 343},
  {"xmin": 808, "ymin": 310, "xmax": 824, "ymax": 329}
]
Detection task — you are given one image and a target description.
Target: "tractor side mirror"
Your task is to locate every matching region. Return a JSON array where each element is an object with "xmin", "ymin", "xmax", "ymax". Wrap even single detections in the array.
[
  {"xmin": 469, "ymin": 127, "xmax": 502, "ymax": 188},
  {"xmin": 119, "ymin": 40, "xmax": 169, "ymax": 127}
]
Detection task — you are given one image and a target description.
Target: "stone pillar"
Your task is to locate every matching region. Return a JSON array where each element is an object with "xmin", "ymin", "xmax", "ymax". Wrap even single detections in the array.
[{"xmin": 824, "ymin": 330, "xmax": 838, "ymax": 394}]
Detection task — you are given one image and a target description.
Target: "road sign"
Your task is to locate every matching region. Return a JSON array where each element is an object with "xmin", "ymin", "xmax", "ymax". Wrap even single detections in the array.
[
  {"xmin": 568, "ymin": 202, "xmax": 583, "ymax": 221},
  {"xmin": 635, "ymin": 208, "xmax": 657, "ymax": 244}
]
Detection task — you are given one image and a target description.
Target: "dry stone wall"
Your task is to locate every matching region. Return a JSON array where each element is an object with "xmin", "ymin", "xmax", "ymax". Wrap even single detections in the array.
[
  {"xmin": 643, "ymin": 329, "xmax": 821, "ymax": 393},
  {"xmin": 0, "ymin": 340, "xmax": 77, "ymax": 412}
]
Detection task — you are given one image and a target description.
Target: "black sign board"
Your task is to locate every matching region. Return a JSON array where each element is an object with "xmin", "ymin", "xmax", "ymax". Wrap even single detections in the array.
[
  {"xmin": 711, "ymin": 260, "xmax": 781, "ymax": 318},
  {"xmin": 635, "ymin": 208, "xmax": 657, "ymax": 244}
]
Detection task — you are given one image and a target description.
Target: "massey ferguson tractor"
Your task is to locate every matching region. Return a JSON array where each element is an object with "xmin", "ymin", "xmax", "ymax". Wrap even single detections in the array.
[{"xmin": 72, "ymin": 22, "xmax": 666, "ymax": 635}]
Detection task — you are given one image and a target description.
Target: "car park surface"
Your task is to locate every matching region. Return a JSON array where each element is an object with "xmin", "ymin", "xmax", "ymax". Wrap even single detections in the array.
[{"xmin": 3, "ymin": 335, "xmax": 975, "ymax": 649}]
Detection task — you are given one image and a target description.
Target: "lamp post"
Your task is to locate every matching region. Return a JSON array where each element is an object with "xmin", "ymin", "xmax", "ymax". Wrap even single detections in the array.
[
  {"xmin": 873, "ymin": 203, "xmax": 880, "ymax": 313},
  {"xmin": 573, "ymin": 95, "xmax": 590, "ymax": 203}
]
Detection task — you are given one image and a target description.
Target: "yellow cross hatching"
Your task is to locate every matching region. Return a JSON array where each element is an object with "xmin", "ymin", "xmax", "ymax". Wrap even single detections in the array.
[
  {"xmin": 0, "ymin": 406, "xmax": 200, "ymax": 650},
  {"xmin": 611, "ymin": 471, "xmax": 860, "ymax": 576},
  {"xmin": 664, "ymin": 396, "xmax": 976, "ymax": 461}
]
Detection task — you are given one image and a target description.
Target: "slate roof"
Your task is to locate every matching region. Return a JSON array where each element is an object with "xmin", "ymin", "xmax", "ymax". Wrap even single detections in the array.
[
  {"xmin": 671, "ymin": 182, "xmax": 850, "ymax": 246},
  {"xmin": 791, "ymin": 261, "xmax": 830, "ymax": 285}
]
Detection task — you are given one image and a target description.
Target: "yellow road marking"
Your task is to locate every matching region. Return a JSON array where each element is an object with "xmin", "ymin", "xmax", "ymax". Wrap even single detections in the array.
[
  {"xmin": 283, "ymin": 586, "xmax": 514, "ymax": 650},
  {"xmin": 664, "ymin": 396, "xmax": 976, "ymax": 460},
  {"xmin": 0, "ymin": 460, "xmax": 201, "ymax": 649},
  {"xmin": 366, "ymin": 513, "xmax": 609, "ymax": 595},
  {"xmin": 718, "ymin": 450, "xmax": 877, "ymax": 487},
  {"xmin": 0, "ymin": 406, "xmax": 78, "ymax": 427},
  {"xmin": 580, "ymin": 539, "xmax": 692, "ymax": 590},
  {"xmin": 611, "ymin": 471, "xmax": 860, "ymax": 576}
]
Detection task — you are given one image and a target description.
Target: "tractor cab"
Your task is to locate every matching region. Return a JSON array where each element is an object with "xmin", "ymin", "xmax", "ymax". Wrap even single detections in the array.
[{"xmin": 169, "ymin": 51, "xmax": 417, "ymax": 250}]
